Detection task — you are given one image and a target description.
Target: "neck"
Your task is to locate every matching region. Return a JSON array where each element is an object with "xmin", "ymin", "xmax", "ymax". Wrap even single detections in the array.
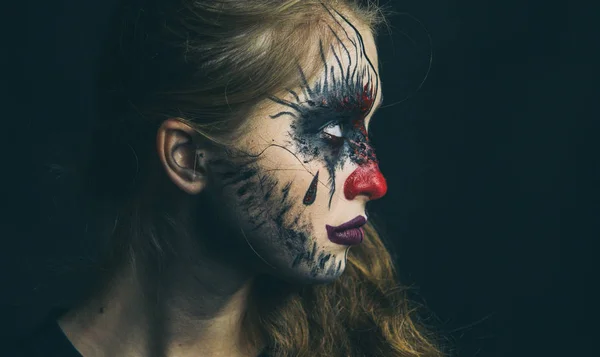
[{"xmin": 58, "ymin": 239, "xmax": 261, "ymax": 357}]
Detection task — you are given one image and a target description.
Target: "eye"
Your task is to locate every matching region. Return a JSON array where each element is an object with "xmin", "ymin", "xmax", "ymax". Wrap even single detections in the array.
[
  {"xmin": 321, "ymin": 122, "xmax": 343, "ymax": 138},
  {"xmin": 320, "ymin": 122, "xmax": 344, "ymax": 146}
]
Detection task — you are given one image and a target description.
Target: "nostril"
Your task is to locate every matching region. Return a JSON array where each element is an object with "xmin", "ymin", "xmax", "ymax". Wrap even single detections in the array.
[{"xmin": 344, "ymin": 162, "xmax": 388, "ymax": 200}]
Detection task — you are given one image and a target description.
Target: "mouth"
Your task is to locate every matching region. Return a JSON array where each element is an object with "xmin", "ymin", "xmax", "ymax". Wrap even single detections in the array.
[{"xmin": 326, "ymin": 215, "xmax": 367, "ymax": 246}]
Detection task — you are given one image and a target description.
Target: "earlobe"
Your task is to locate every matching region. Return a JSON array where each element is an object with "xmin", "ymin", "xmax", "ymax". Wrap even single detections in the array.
[{"xmin": 156, "ymin": 119, "xmax": 209, "ymax": 195}]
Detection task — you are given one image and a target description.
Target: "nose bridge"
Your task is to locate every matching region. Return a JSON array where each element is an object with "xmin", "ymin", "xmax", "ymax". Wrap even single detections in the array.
[{"xmin": 343, "ymin": 161, "xmax": 388, "ymax": 201}]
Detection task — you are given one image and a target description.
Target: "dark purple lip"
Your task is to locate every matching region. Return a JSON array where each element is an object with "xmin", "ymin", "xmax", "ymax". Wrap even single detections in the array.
[
  {"xmin": 327, "ymin": 215, "xmax": 367, "ymax": 231},
  {"xmin": 326, "ymin": 216, "xmax": 367, "ymax": 246}
]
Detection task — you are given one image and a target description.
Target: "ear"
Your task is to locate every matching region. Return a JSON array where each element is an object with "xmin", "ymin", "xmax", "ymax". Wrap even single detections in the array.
[{"xmin": 156, "ymin": 118, "xmax": 209, "ymax": 195}]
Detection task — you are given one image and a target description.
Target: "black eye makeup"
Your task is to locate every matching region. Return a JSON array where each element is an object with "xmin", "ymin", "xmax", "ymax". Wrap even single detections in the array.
[{"xmin": 266, "ymin": 5, "xmax": 380, "ymax": 208}]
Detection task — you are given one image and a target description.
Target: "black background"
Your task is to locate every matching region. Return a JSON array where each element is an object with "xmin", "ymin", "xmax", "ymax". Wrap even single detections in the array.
[{"xmin": 2, "ymin": 0, "xmax": 597, "ymax": 356}]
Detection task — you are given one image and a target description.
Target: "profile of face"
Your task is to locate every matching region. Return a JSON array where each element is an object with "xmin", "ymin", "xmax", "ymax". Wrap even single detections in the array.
[{"xmin": 161, "ymin": 10, "xmax": 387, "ymax": 284}]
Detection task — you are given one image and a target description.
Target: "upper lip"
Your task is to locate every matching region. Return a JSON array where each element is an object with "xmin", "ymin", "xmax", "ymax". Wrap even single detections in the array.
[{"xmin": 327, "ymin": 215, "xmax": 367, "ymax": 232}]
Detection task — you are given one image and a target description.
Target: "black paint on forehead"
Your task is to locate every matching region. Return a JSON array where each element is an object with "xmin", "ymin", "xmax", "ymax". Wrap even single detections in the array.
[{"xmin": 269, "ymin": 5, "xmax": 380, "ymax": 117}]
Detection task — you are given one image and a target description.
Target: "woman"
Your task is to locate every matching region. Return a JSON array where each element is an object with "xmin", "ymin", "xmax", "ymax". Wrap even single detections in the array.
[{"xmin": 20, "ymin": 0, "xmax": 444, "ymax": 356}]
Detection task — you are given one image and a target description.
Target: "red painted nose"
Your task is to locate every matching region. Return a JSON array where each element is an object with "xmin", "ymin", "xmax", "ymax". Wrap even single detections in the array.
[{"xmin": 344, "ymin": 162, "xmax": 388, "ymax": 200}]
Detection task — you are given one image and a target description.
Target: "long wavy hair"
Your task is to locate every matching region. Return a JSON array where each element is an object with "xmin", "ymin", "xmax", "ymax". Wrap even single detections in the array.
[{"xmin": 85, "ymin": 0, "xmax": 446, "ymax": 356}]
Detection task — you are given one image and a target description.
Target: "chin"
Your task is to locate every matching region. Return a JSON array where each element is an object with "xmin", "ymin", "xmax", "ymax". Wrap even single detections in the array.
[
  {"xmin": 270, "ymin": 254, "xmax": 349, "ymax": 285},
  {"xmin": 254, "ymin": 233, "xmax": 352, "ymax": 285}
]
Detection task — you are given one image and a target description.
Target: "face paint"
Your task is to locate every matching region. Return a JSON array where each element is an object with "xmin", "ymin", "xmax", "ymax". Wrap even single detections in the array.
[
  {"xmin": 344, "ymin": 161, "xmax": 387, "ymax": 200},
  {"xmin": 303, "ymin": 171, "xmax": 320, "ymax": 205},
  {"xmin": 205, "ymin": 7, "xmax": 385, "ymax": 284},
  {"xmin": 208, "ymin": 152, "xmax": 343, "ymax": 280},
  {"xmin": 268, "ymin": 7, "xmax": 384, "ymax": 209}
]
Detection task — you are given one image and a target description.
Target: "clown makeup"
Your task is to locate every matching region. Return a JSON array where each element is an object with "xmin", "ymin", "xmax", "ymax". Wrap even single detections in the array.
[{"xmin": 205, "ymin": 8, "xmax": 387, "ymax": 283}]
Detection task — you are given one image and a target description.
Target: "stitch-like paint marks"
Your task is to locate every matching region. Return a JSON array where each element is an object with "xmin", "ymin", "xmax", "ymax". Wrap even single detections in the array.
[{"xmin": 303, "ymin": 171, "xmax": 319, "ymax": 205}]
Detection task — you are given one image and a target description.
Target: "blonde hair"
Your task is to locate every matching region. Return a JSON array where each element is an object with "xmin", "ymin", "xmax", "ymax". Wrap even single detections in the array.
[
  {"xmin": 242, "ymin": 223, "xmax": 444, "ymax": 356},
  {"xmin": 89, "ymin": 1, "xmax": 445, "ymax": 356}
]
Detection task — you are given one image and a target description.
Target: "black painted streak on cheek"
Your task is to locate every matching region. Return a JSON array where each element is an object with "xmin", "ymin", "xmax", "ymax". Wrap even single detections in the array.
[
  {"xmin": 292, "ymin": 241, "xmax": 317, "ymax": 269},
  {"xmin": 218, "ymin": 168, "xmax": 253, "ymax": 187},
  {"xmin": 303, "ymin": 171, "xmax": 319, "ymax": 205},
  {"xmin": 214, "ymin": 155, "xmax": 341, "ymax": 276},
  {"xmin": 236, "ymin": 180, "xmax": 253, "ymax": 196},
  {"xmin": 326, "ymin": 257, "xmax": 339, "ymax": 276},
  {"xmin": 326, "ymin": 170, "xmax": 336, "ymax": 209},
  {"xmin": 292, "ymin": 254, "xmax": 303, "ymax": 268},
  {"xmin": 310, "ymin": 241, "xmax": 317, "ymax": 260},
  {"xmin": 250, "ymin": 220, "xmax": 266, "ymax": 232},
  {"xmin": 273, "ymin": 200, "xmax": 292, "ymax": 227},
  {"xmin": 281, "ymin": 181, "xmax": 292, "ymax": 203},
  {"xmin": 312, "ymin": 251, "xmax": 334, "ymax": 277},
  {"xmin": 318, "ymin": 253, "xmax": 332, "ymax": 269}
]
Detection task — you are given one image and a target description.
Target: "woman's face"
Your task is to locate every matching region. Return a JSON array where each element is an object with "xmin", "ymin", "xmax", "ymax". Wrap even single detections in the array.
[{"xmin": 202, "ymin": 14, "xmax": 387, "ymax": 284}]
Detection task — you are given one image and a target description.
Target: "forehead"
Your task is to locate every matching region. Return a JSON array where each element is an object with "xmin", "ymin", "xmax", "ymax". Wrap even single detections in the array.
[
  {"xmin": 320, "ymin": 6, "xmax": 380, "ymax": 68},
  {"xmin": 280, "ymin": 13, "xmax": 382, "ymax": 111},
  {"xmin": 317, "ymin": 10, "xmax": 381, "ymax": 96},
  {"xmin": 314, "ymin": 15, "xmax": 382, "ymax": 119},
  {"xmin": 251, "ymin": 9, "xmax": 382, "ymax": 132}
]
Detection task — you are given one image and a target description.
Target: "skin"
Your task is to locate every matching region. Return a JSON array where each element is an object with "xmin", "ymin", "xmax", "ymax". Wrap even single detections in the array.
[{"xmin": 58, "ymin": 9, "xmax": 386, "ymax": 357}]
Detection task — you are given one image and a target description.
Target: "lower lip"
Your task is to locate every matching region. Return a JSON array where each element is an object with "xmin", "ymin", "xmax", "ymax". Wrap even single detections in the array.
[{"xmin": 327, "ymin": 227, "xmax": 364, "ymax": 246}]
